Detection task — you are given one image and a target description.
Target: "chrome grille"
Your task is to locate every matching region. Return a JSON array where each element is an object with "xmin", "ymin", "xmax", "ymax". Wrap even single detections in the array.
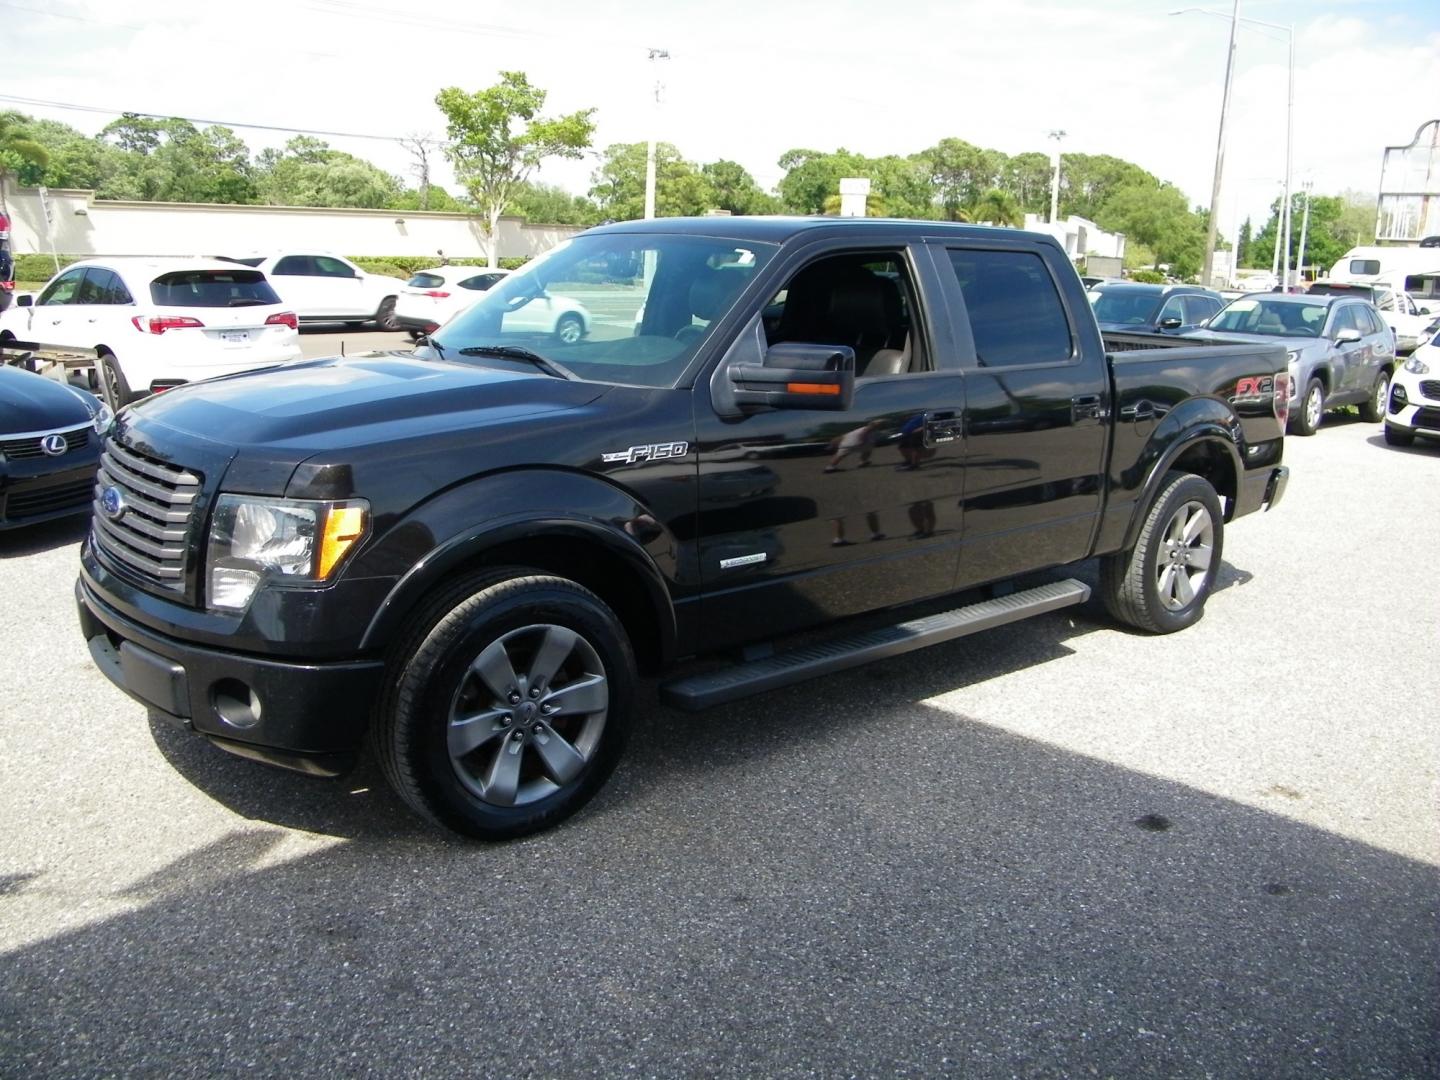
[
  {"xmin": 1417, "ymin": 380, "xmax": 1440, "ymax": 402},
  {"xmin": 1, "ymin": 424, "xmax": 91, "ymax": 460},
  {"xmin": 91, "ymin": 442, "xmax": 202, "ymax": 594}
]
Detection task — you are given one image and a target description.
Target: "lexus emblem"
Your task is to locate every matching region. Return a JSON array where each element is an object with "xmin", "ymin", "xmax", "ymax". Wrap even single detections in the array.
[
  {"xmin": 100, "ymin": 486, "xmax": 127, "ymax": 521},
  {"xmin": 41, "ymin": 433, "xmax": 69, "ymax": 457}
]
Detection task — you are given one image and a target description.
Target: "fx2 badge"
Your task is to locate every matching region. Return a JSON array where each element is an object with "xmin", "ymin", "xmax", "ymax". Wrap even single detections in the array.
[{"xmin": 602, "ymin": 441, "xmax": 689, "ymax": 465}]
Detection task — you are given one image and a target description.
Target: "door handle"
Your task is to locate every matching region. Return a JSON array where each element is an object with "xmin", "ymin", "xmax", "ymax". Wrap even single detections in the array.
[
  {"xmin": 1071, "ymin": 394, "xmax": 1106, "ymax": 422},
  {"xmin": 1120, "ymin": 399, "xmax": 1158, "ymax": 422}
]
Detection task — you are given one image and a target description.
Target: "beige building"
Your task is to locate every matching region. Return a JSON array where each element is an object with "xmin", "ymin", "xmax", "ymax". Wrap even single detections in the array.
[{"xmin": 0, "ymin": 183, "xmax": 580, "ymax": 264}]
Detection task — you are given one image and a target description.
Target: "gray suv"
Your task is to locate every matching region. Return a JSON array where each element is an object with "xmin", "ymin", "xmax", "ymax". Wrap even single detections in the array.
[{"xmin": 1185, "ymin": 293, "xmax": 1394, "ymax": 435}]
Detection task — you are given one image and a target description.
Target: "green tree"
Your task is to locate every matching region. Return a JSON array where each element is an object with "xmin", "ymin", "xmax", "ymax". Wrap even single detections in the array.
[
  {"xmin": 0, "ymin": 112, "xmax": 51, "ymax": 213},
  {"xmin": 920, "ymin": 138, "xmax": 1004, "ymax": 221},
  {"xmin": 699, "ymin": 160, "xmax": 778, "ymax": 215},
  {"xmin": 435, "ymin": 72, "xmax": 595, "ymax": 267},
  {"xmin": 775, "ymin": 147, "xmax": 868, "ymax": 214},
  {"xmin": 1093, "ymin": 181, "xmax": 1205, "ymax": 277},
  {"xmin": 820, "ymin": 191, "xmax": 890, "ymax": 217},
  {"xmin": 589, "ymin": 142, "xmax": 713, "ymax": 220},
  {"xmin": 968, "ymin": 187, "xmax": 1023, "ymax": 227},
  {"xmin": 390, "ymin": 185, "xmax": 466, "ymax": 212},
  {"xmin": 1059, "ymin": 153, "xmax": 1154, "ymax": 221},
  {"xmin": 505, "ymin": 180, "xmax": 601, "ymax": 225},
  {"xmin": 255, "ymin": 135, "xmax": 402, "ymax": 208},
  {"xmin": 1004, "ymin": 151, "xmax": 1053, "ymax": 215},
  {"xmin": 1237, "ymin": 217, "xmax": 1252, "ymax": 267}
]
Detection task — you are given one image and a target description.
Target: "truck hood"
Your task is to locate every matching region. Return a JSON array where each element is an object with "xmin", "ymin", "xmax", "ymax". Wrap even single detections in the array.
[{"xmin": 128, "ymin": 352, "xmax": 608, "ymax": 450}]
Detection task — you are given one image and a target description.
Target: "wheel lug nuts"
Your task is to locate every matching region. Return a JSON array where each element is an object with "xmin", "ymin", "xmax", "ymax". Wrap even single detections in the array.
[
  {"xmin": 530, "ymin": 687, "xmax": 541, "ymax": 698},
  {"xmin": 511, "ymin": 730, "xmax": 524, "ymax": 742},
  {"xmin": 508, "ymin": 691, "xmax": 521, "ymax": 704}
]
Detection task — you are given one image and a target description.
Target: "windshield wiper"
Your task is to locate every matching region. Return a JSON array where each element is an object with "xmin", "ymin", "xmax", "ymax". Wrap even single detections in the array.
[{"xmin": 457, "ymin": 345, "xmax": 576, "ymax": 381}]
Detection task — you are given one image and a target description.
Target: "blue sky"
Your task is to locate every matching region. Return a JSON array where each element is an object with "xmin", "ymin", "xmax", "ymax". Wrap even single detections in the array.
[{"xmin": 4, "ymin": 0, "xmax": 1438, "ymax": 238}]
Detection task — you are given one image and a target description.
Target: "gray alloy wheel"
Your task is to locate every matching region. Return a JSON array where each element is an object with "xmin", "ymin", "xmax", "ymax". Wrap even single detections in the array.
[
  {"xmin": 1290, "ymin": 378, "xmax": 1324, "ymax": 436},
  {"xmin": 1359, "ymin": 370, "xmax": 1389, "ymax": 423},
  {"xmin": 1154, "ymin": 500, "xmax": 1215, "ymax": 612},
  {"xmin": 554, "ymin": 313, "xmax": 584, "ymax": 344},
  {"xmin": 446, "ymin": 623, "xmax": 609, "ymax": 807}
]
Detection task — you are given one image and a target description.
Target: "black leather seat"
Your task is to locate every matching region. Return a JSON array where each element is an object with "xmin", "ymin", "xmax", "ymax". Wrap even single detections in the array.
[{"xmin": 776, "ymin": 262, "xmax": 908, "ymax": 375}]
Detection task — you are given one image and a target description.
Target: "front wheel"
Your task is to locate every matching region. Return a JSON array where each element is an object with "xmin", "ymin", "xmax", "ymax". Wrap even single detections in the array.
[
  {"xmin": 1100, "ymin": 471, "xmax": 1224, "ymax": 634},
  {"xmin": 1289, "ymin": 377, "xmax": 1324, "ymax": 436},
  {"xmin": 371, "ymin": 570, "xmax": 635, "ymax": 839},
  {"xmin": 1359, "ymin": 370, "xmax": 1390, "ymax": 423},
  {"xmin": 553, "ymin": 313, "xmax": 584, "ymax": 344},
  {"xmin": 99, "ymin": 350, "xmax": 137, "ymax": 408}
]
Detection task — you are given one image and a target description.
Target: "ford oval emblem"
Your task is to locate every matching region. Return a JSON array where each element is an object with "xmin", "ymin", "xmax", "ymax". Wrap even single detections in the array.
[
  {"xmin": 100, "ymin": 486, "xmax": 127, "ymax": 521},
  {"xmin": 41, "ymin": 433, "xmax": 69, "ymax": 457}
]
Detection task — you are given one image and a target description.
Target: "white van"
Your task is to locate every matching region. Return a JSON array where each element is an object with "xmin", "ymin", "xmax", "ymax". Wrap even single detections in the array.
[{"xmin": 1329, "ymin": 246, "xmax": 1440, "ymax": 301}]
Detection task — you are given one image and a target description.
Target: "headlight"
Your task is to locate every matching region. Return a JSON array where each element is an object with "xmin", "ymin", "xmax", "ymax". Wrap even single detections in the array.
[
  {"xmin": 1285, "ymin": 349, "xmax": 1303, "ymax": 366},
  {"xmin": 206, "ymin": 495, "xmax": 369, "ymax": 611},
  {"xmin": 1404, "ymin": 355, "xmax": 1430, "ymax": 375},
  {"xmin": 91, "ymin": 401, "xmax": 113, "ymax": 435}
]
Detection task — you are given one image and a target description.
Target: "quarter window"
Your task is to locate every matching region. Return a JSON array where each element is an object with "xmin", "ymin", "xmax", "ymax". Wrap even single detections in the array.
[
  {"xmin": 1183, "ymin": 295, "xmax": 1221, "ymax": 324},
  {"xmin": 313, "ymin": 256, "xmax": 356, "ymax": 278},
  {"xmin": 946, "ymin": 248, "xmax": 1072, "ymax": 366}
]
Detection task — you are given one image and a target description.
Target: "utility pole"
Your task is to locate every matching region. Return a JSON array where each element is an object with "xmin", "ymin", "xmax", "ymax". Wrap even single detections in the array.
[
  {"xmin": 1200, "ymin": 0, "xmax": 1240, "ymax": 288},
  {"xmin": 1047, "ymin": 130, "xmax": 1066, "ymax": 224},
  {"xmin": 644, "ymin": 48, "xmax": 670, "ymax": 220},
  {"xmin": 1295, "ymin": 179, "xmax": 1313, "ymax": 286},
  {"xmin": 1279, "ymin": 24, "xmax": 1295, "ymax": 290}
]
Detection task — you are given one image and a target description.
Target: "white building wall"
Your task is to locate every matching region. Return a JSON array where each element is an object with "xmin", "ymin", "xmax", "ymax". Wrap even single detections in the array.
[
  {"xmin": 1, "ymin": 184, "xmax": 581, "ymax": 262},
  {"xmin": 1021, "ymin": 213, "xmax": 1126, "ymax": 261}
]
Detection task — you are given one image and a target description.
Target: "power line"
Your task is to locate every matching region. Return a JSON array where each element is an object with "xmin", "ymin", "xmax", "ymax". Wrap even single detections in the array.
[{"xmin": 0, "ymin": 93, "xmax": 416, "ymax": 143}]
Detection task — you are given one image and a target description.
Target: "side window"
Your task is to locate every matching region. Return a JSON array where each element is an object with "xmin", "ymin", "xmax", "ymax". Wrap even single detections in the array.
[
  {"xmin": 945, "ymin": 248, "xmax": 1072, "ymax": 367},
  {"xmin": 458, "ymin": 274, "xmax": 497, "ymax": 291},
  {"xmin": 1330, "ymin": 306, "xmax": 1362, "ymax": 336},
  {"xmin": 765, "ymin": 250, "xmax": 922, "ymax": 377},
  {"xmin": 314, "ymin": 256, "xmax": 356, "ymax": 278},
  {"xmin": 1157, "ymin": 295, "xmax": 1186, "ymax": 324},
  {"xmin": 272, "ymin": 256, "xmax": 312, "ymax": 276},
  {"xmin": 1364, "ymin": 307, "xmax": 1388, "ymax": 336},
  {"xmin": 1184, "ymin": 295, "xmax": 1221, "ymax": 324},
  {"xmin": 38, "ymin": 267, "xmax": 87, "ymax": 306},
  {"xmin": 78, "ymin": 268, "xmax": 132, "ymax": 305}
]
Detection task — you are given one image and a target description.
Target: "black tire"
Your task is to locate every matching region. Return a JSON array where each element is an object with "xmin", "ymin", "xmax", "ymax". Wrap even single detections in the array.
[
  {"xmin": 1289, "ymin": 377, "xmax": 1324, "ymax": 436},
  {"xmin": 99, "ymin": 350, "xmax": 137, "ymax": 408},
  {"xmin": 1384, "ymin": 423, "xmax": 1416, "ymax": 447},
  {"xmin": 374, "ymin": 296, "xmax": 399, "ymax": 331},
  {"xmin": 553, "ymin": 313, "xmax": 584, "ymax": 344},
  {"xmin": 1100, "ymin": 470, "xmax": 1224, "ymax": 634},
  {"xmin": 1359, "ymin": 370, "xmax": 1390, "ymax": 423},
  {"xmin": 370, "ymin": 568, "xmax": 636, "ymax": 840}
]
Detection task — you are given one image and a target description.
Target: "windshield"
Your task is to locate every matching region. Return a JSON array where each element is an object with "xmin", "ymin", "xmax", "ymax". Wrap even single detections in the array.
[
  {"xmin": 430, "ymin": 233, "xmax": 775, "ymax": 387},
  {"xmin": 1089, "ymin": 287, "xmax": 1161, "ymax": 325},
  {"xmin": 1207, "ymin": 297, "xmax": 1326, "ymax": 337}
]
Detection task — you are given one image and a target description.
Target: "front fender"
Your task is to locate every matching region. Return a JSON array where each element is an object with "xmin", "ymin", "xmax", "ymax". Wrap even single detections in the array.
[{"xmin": 354, "ymin": 468, "xmax": 680, "ymax": 656}]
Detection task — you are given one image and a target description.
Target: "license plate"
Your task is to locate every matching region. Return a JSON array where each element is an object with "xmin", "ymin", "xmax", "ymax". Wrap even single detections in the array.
[{"xmin": 221, "ymin": 330, "xmax": 249, "ymax": 344}]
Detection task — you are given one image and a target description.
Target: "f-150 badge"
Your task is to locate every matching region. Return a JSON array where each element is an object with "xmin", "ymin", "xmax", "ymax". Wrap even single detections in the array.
[{"xmin": 602, "ymin": 441, "xmax": 689, "ymax": 465}]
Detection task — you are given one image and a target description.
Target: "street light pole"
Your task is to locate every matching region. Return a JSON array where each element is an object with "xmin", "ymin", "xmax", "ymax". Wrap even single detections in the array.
[
  {"xmin": 1047, "ymin": 129, "xmax": 1066, "ymax": 224},
  {"xmin": 1172, "ymin": 8, "xmax": 1294, "ymax": 289},
  {"xmin": 644, "ymin": 47, "xmax": 670, "ymax": 220},
  {"xmin": 1296, "ymin": 179, "xmax": 1313, "ymax": 284},
  {"xmin": 1198, "ymin": 0, "xmax": 1239, "ymax": 288}
]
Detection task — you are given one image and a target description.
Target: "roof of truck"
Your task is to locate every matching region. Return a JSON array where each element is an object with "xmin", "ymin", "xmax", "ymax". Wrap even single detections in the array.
[{"xmin": 585, "ymin": 216, "xmax": 1047, "ymax": 245}]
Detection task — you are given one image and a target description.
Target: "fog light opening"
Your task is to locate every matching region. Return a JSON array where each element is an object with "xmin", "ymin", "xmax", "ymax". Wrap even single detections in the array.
[{"xmin": 212, "ymin": 679, "xmax": 262, "ymax": 729}]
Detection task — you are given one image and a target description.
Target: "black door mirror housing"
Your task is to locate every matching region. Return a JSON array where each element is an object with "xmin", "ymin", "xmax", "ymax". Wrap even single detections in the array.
[
  {"xmin": 1158, "ymin": 316, "xmax": 1183, "ymax": 330},
  {"xmin": 729, "ymin": 342, "xmax": 855, "ymax": 411}
]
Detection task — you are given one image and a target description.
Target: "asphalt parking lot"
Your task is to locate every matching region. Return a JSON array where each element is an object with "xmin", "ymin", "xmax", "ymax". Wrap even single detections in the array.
[{"xmin": 1, "ymin": 408, "xmax": 1436, "ymax": 1078}]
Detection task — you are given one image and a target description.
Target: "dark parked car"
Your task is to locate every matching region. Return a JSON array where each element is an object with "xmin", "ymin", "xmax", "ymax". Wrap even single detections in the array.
[
  {"xmin": 0, "ymin": 363, "xmax": 110, "ymax": 529},
  {"xmin": 1088, "ymin": 282, "xmax": 1226, "ymax": 335}
]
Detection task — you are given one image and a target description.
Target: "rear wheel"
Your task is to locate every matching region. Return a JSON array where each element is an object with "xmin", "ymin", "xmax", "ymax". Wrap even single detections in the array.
[
  {"xmin": 554, "ymin": 313, "xmax": 584, "ymax": 344},
  {"xmin": 1384, "ymin": 423, "xmax": 1416, "ymax": 447},
  {"xmin": 374, "ymin": 296, "xmax": 399, "ymax": 331},
  {"xmin": 98, "ymin": 350, "xmax": 136, "ymax": 409},
  {"xmin": 1359, "ymin": 370, "xmax": 1389, "ymax": 423},
  {"xmin": 1101, "ymin": 471, "xmax": 1224, "ymax": 634},
  {"xmin": 370, "ymin": 569, "xmax": 635, "ymax": 840},
  {"xmin": 1289, "ymin": 377, "xmax": 1324, "ymax": 436}
]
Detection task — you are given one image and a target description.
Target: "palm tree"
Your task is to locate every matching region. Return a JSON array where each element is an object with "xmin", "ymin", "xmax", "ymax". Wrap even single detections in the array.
[
  {"xmin": 821, "ymin": 191, "xmax": 889, "ymax": 217},
  {"xmin": 967, "ymin": 188, "xmax": 1023, "ymax": 228},
  {"xmin": 0, "ymin": 112, "xmax": 51, "ymax": 215}
]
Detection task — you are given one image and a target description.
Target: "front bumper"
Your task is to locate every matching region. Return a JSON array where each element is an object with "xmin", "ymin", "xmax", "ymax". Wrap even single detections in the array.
[
  {"xmin": 1386, "ymin": 375, "xmax": 1440, "ymax": 438},
  {"xmin": 76, "ymin": 576, "xmax": 386, "ymax": 776}
]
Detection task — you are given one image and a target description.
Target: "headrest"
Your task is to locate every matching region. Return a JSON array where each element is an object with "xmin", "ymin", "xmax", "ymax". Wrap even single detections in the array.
[{"xmin": 689, "ymin": 268, "xmax": 747, "ymax": 320}]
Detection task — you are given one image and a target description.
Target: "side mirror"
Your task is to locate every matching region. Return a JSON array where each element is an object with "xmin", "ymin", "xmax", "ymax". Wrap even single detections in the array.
[
  {"xmin": 1158, "ymin": 316, "xmax": 1183, "ymax": 330},
  {"xmin": 16, "ymin": 294, "xmax": 32, "ymax": 308},
  {"xmin": 1334, "ymin": 327, "xmax": 1362, "ymax": 344},
  {"xmin": 728, "ymin": 342, "xmax": 855, "ymax": 411},
  {"xmin": 1419, "ymin": 306, "xmax": 1433, "ymax": 315}
]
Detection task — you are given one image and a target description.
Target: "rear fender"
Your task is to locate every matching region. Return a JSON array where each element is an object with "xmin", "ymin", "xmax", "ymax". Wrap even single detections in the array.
[{"xmin": 1119, "ymin": 403, "xmax": 1243, "ymax": 552}]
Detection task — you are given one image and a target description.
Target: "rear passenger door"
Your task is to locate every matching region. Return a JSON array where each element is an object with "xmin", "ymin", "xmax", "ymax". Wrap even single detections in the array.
[{"xmin": 930, "ymin": 240, "xmax": 1110, "ymax": 588}]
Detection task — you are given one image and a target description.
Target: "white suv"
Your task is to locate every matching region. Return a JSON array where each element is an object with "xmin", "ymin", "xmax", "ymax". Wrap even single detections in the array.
[
  {"xmin": 0, "ymin": 258, "xmax": 302, "ymax": 404},
  {"xmin": 226, "ymin": 253, "xmax": 407, "ymax": 329},
  {"xmin": 1385, "ymin": 328, "xmax": 1440, "ymax": 447}
]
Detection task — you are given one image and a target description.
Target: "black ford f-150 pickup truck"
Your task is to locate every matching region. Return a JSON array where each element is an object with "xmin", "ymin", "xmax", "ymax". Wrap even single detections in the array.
[{"xmin": 76, "ymin": 218, "xmax": 1290, "ymax": 838}]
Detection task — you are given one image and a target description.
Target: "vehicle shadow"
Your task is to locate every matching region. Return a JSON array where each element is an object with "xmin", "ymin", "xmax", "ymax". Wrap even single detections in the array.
[
  {"xmin": 1367, "ymin": 432, "xmax": 1438, "ymax": 454},
  {"xmin": 7, "ymin": 695, "xmax": 1435, "ymax": 1077},
  {"xmin": 0, "ymin": 513, "xmax": 89, "ymax": 559}
]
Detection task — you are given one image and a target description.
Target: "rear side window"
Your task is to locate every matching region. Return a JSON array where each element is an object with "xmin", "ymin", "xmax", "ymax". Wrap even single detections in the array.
[
  {"xmin": 79, "ymin": 267, "xmax": 133, "ymax": 305},
  {"xmin": 946, "ymin": 248, "xmax": 1072, "ymax": 366},
  {"xmin": 459, "ymin": 274, "xmax": 502, "ymax": 291},
  {"xmin": 1349, "ymin": 259, "xmax": 1381, "ymax": 276},
  {"xmin": 150, "ymin": 270, "xmax": 281, "ymax": 308},
  {"xmin": 1363, "ymin": 307, "xmax": 1388, "ymax": 336},
  {"xmin": 1183, "ymin": 295, "xmax": 1222, "ymax": 324},
  {"xmin": 408, "ymin": 273, "xmax": 445, "ymax": 288}
]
